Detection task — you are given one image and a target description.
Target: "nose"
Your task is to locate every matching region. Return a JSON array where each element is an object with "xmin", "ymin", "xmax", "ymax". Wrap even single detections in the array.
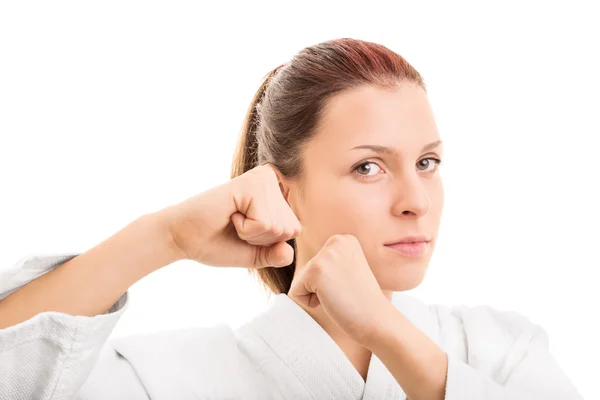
[{"xmin": 390, "ymin": 172, "xmax": 431, "ymax": 219}]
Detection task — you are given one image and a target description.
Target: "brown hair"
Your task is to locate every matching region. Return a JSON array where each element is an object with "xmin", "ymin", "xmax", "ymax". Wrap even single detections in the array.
[{"xmin": 231, "ymin": 38, "xmax": 425, "ymax": 295}]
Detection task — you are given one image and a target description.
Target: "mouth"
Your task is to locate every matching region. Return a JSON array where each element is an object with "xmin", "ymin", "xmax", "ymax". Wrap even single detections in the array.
[{"xmin": 384, "ymin": 239, "xmax": 430, "ymax": 257}]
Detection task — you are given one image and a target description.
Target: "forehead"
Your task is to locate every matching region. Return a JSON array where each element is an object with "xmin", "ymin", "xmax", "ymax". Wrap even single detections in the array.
[{"xmin": 314, "ymin": 83, "xmax": 438, "ymax": 149}]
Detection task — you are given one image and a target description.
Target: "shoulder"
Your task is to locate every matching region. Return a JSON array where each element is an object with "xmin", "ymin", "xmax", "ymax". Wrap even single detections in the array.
[
  {"xmin": 109, "ymin": 322, "xmax": 237, "ymax": 359},
  {"xmin": 430, "ymin": 301, "xmax": 545, "ymax": 343},
  {"xmin": 390, "ymin": 292, "xmax": 546, "ymax": 348},
  {"xmin": 107, "ymin": 323, "xmax": 247, "ymax": 398},
  {"xmin": 428, "ymin": 301, "xmax": 550, "ymax": 380}
]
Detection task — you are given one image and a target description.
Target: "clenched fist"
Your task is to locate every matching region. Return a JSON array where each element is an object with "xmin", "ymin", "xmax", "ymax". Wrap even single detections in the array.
[
  {"xmin": 164, "ymin": 164, "xmax": 302, "ymax": 269},
  {"xmin": 288, "ymin": 234, "xmax": 391, "ymax": 345}
]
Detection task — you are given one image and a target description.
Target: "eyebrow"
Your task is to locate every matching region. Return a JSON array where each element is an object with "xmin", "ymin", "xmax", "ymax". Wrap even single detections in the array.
[{"xmin": 351, "ymin": 139, "xmax": 443, "ymax": 154}]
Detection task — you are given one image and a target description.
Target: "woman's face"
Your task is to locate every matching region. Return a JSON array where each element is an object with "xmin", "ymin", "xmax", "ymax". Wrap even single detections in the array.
[{"xmin": 283, "ymin": 82, "xmax": 444, "ymax": 292}]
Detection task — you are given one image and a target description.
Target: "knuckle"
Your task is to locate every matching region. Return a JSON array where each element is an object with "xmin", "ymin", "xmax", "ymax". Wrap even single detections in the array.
[
  {"xmin": 270, "ymin": 224, "xmax": 284, "ymax": 236},
  {"xmin": 318, "ymin": 246, "xmax": 335, "ymax": 261},
  {"xmin": 346, "ymin": 234, "xmax": 359, "ymax": 244},
  {"xmin": 328, "ymin": 247, "xmax": 341, "ymax": 260},
  {"xmin": 258, "ymin": 164, "xmax": 277, "ymax": 181},
  {"xmin": 260, "ymin": 221, "xmax": 272, "ymax": 232},
  {"xmin": 236, "ymin": 229, "xmax": 250, "ymax": 240},
  {"xmin": 307, "ymin": 262, "xmax": 323, "ymax": 279},
  {"xmin": 246, "ymin": 168, "xmax": 274, "ymax": 192},
  {"xmin": 245, "ymin": 169, "xmax": 262, "ymax": 185},
  {"xmin": 327, "ymin": 234, "xmax": 343, "ymax": 244}
]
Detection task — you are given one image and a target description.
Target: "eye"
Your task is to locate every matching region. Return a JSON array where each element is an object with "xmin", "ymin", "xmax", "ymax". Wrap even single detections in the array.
[
  {"xmin": 353, "ymin": 161, "xmax": 383, "ymax": 178},
  {"xmin": 417, "ymin": 157, "xmax": 443, "ymax": 173}
]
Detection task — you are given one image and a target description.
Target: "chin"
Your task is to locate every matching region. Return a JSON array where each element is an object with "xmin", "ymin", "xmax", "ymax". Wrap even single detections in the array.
[
  {"xmin": 371, "ymin": 260, "xmax": 429, "ymax": 292},
  {"xmin": 379, "ymin": 278, "xmax": 424, "ymax": 292}
]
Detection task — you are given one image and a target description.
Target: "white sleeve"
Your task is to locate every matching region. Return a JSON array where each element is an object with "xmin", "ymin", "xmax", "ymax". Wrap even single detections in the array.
[
  {"xmin": 0, "ymin": 253, "xmax": 148, "ymax": 400},
  {"xmin": 443, "ymin": 316, "xmax": 583, "ymax": 399}
]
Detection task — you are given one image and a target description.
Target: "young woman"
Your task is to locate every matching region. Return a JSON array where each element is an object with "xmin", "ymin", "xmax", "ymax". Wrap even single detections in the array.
[{"xmin": 0, "ymin": 38, "xmax": 582, "ymax": 400}]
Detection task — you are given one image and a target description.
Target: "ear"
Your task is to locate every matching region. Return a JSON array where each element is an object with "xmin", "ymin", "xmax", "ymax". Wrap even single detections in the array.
[
  {"xmin": 275, "ymin": 170, "xmax": 292, "ymax": 201},
  {"xmin": 263, "ymin": 163, "xmax": 290, "ymax": 199},
  {"xmin": 264, "ymin": 163, "xmax": 301, "ymax": 218}
]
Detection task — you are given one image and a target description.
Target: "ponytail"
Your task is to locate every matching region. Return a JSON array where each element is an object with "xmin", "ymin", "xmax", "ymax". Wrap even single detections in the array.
[
  {"xmin": 231, "ymin": 64, "xmax": 296, "ymax": 295},
  {"xmin": 231, "ymin": 64, "xmax": 285, "ymax": 179}
]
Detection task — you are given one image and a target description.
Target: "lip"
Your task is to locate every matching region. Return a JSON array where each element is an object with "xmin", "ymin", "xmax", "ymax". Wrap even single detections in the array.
[
  {"xmin": 384, "ymin": 235, "xmax": 430, "ymax": 257},
  {"xmin": 384, "ymin": 241, "xmax": 429, "ymax": 257},
  {"xmin": 385, "ymin": 235, "xmax": 430, "ymax": 245}
]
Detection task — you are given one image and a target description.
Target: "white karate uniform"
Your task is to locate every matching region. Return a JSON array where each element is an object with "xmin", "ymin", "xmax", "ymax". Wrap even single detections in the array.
[{"xmin": 0, "ymin": 253, "xmax": 583, "ymax": 399}]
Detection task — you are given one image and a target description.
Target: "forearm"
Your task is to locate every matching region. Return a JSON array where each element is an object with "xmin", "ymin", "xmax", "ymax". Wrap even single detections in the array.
[
  {"xmin": 0, "ymin": 210, "xmax": 183, "ymax": 329},
  {"xmin": 364, "ymin": 303, "xmax": 449, "ymax": 400}
]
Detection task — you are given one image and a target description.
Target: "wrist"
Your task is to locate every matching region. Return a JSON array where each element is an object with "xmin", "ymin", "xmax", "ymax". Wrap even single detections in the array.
[
  {"xmin": 140, "ymin": 208, "xmax": 188, "ymax": 264},
  {"xmin": 360, "ymin": 300, "xmax": 403, "ymax": 350}
]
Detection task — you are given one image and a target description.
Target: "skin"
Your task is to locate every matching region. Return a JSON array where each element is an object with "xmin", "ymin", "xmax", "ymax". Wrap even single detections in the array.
[
  {"xmin": 277, "ymin": 82, "xmax": 445, "ymax": 381},
  {"xmin": 0, "ymin": 79, "xmax": 447, "ymax": 399}
]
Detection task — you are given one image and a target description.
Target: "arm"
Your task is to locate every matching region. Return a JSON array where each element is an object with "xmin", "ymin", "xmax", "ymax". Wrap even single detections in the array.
[
  {"xmin": 365, "ymin": 303, "xmax": 447, "ymax": 400},
  {"xmin": 0, "ymin": 211, "xmax": 183, "ymax": 328},
  {"xmin": 0, "ymin": 211, "xmax": 182, "ymax": 400},
  {"xmin": 0, "ymin": 164, "xmax": 302, "ymax": 400},
  {"xmin": 365, "ymin": 303, "xmax": 583, "ymax": 400}
]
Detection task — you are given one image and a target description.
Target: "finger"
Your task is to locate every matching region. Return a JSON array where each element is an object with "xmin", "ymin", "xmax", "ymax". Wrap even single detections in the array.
[
  {"xmin": 234, "ymin": 217, "xmax": 298, "ymax": 246},
  {"xmin": 288, "ymin": 269, "xmax": 320, "ymax": 308},
  {"xmin": 261, "ymin": 163, "xmax": 280, "ymax": 178},
  {"xmin": 232, "ymin": 214, "xmax": 279, "ymax": 242},
  {"xmin": 253, "ymin": 202, "xmax": 301, "ymax": 244},
  {"xmin": 244, "ymin": 225, "xmax": 298, "ymax": 246},
  {"xmin": 230, "ymin": 212, "xmax": 246, "ymax": 234}
]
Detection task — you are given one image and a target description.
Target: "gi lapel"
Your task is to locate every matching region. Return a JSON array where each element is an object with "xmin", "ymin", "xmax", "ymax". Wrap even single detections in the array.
[
  {"xmin": 250, "ymin": 293, "xmax": 366, "ymax": 400},
  {"xmin": 362, "ymin": 291, "xmax": 442, "ymax": 400},
  {"xmin": 250, "ymin": 292, "xmax": 440, "ymax": 400}
]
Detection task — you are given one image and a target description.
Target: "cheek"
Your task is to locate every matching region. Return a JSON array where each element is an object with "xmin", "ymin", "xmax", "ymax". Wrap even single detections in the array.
[
  {"xmin": 430, "ymin": 179, "xmax": 444, "ymax": 216},
  {"xmin": 309, "ymin": 181, "xmax": 389, "ymax": 230}
]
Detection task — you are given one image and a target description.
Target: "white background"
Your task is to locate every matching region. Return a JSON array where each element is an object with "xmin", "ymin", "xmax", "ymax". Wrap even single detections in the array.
[{"xmin": 1, "ymin": 1, "xmax": 597, "ymax": 398}]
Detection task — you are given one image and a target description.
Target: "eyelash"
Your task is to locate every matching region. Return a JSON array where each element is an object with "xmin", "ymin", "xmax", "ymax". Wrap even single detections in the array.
[{"xmin": 352, "ymin": 158, "xmax": 444, "ymax": 180}]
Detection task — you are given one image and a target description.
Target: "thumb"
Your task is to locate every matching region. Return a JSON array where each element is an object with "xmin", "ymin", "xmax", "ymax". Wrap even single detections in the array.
[
  {"xmin": 288, "ymin": 263, "xmax": 321, "ymax": 308},
  {"xmin": 254, "ymin": 241, "xmax": 295, "ymax": 268},
  {"xmin": 231, "ymin": 212, "xmax": 294, "ymax": 268}
]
